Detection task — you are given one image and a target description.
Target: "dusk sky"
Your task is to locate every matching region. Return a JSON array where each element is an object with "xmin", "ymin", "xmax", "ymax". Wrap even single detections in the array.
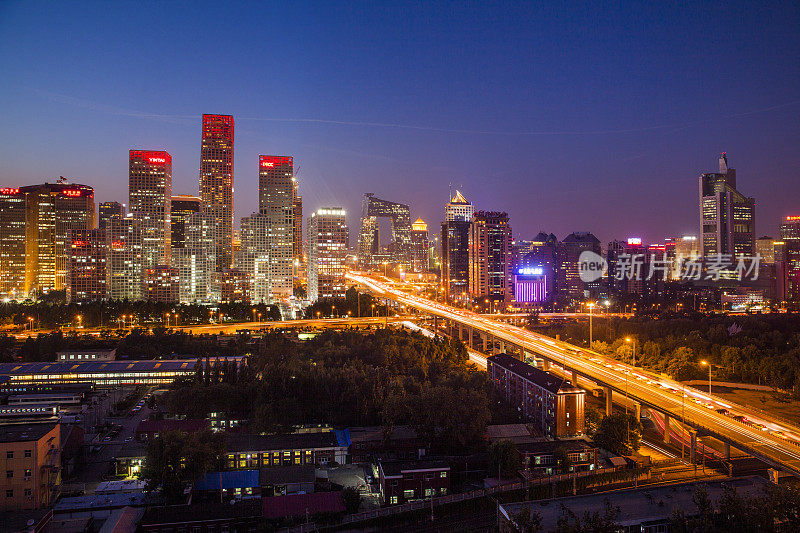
[{"xmin": 1, "ymin": 1, "xmax": 798, "ymax": 245}]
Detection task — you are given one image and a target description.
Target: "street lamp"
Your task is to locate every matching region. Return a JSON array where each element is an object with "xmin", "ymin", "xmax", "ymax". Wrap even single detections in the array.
[
  {"xmin": 701, "ymin": 361, "xmax": 712, "ymax": 394},
  {"xmin": 626, "ymin": 337, "xmax": 636, "ymax": 367},
  {"xmin": 76, "ymin": 315, "xmax": 82, "ymax": 329},
  {"xmin": 587, "ymin": 302, "xmax": 595, "ymax": 347}
]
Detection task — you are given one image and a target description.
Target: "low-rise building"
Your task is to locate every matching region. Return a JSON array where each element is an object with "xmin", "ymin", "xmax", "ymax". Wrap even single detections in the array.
[
  {"xmin": 344, "ymin": 425, "xmax": 426, "ymax": 463},
  {"xmin": 516, "ymin": 439, "xmax": 598, "ymax": 476},
  {"xmin": 135, "ymin": 419, "xmax": 210, "ymax": 441},
  {"xmin": 226, "ymin": 432, "xmax": 348, "ymax": 469},
  {"xmin": 378, "ymin": 460, "xmax": 450, "ymax": 505},
  {"xmin": 0, "ymin": 422, "xmax": 60, "ymax": 511},
  {"xmin": 487, "ymin": 354, "xmax": 585, "ymax": 438},
  {"xmin": 259, "ymin": 465, "xmax": 316, "ymax": 496},
  {"xmin": 56, "ymin": 348, "xmax": 116, "ymax": 362},
  {"xmin": 194, "ymin": 470, "xmax": 261, "ymax": 502}
]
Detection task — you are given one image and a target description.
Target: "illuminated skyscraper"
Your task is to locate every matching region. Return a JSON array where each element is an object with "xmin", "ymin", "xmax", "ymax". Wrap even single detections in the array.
[
  {"xmin": 558, "ymin": 232, "xmax": 601, "ymax": 303},
  {"xmin": 239, "ymin": 156, "xmax": 293, "ymax": 302},
  {"xmin": 780, "ymin": 215, "xmax": 800, "ymax": 303},
  {"xmin": 0, "ymin": 187, "xmax": 26, "ymax": 298},
  {"xmin": 172, "ymin": 211, "xmax": 218, "ymax": 303},
  {"xmin": 129, "ymin": 150, "xmax": 172, "ymax": 268},
  {"xmin": 358, "ymin": 193, "xmax": 412, "ymax": 268},
  {"xmin": 445, "ymin": 190, "xmax": 474, "ymax": 222},
  {"xmin": 307, "ymin": 207, "xmax": 348, "ymax": 301},
  {"xmin": 98, "ymin": 201, "xmax": 125, "ymax": 230},
  {"xmin": 170, "ymin": 195, "xmax": 201, "ymax": 249},
  {"xmin": 469, "ymin": 211, "xmax": 512, "ymax": 304},
  {"xmin": 699, "ymin": 153, "xmax": 755, "ymax": 257},
  {"xmin": 292, "ymin": 177, "xmax": 304, "ymax": 273},
  {"xmin": 67, "ymin": 229, "xmax": 106, "ymax": 303},
  {"xmin": 199, "ymin": 114, "xmax": 234, "ymax": 271},
  {"xmin": 441, "ymin": 191, "xmax": 473, "ymax": 300},
  {"xmin": 21, "ymin": 181, "xmax": 95, "ymax": 297},
  {"xmin": 410, "ymin": 218, "xmax": 429, "ymax": 273},
  {"xmin": 106, "ymin": 216, "xmax": 143, "ymax": 301}
]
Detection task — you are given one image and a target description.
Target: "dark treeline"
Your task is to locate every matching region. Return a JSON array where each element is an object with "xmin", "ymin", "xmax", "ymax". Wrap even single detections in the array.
[
  {"xmin": 534, "ymin": 313, "xmax": 800, "ymax": 392},
  {"xmin": 0, "ymin": 299, "xmax": 280, "ymax": 330},
  {"xmin": 163, "ymin": 329, "xmax": 520, "ymax": 454}
]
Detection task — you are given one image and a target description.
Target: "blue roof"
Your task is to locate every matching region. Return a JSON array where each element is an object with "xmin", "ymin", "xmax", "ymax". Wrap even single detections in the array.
[
  {"xmin": 334, "ymin": 428, "xmax": 351, "ymax": 447},
  {"xmin": 0, "ymin": 357, "xmax": 246, "ymax": 377},
  {"xmin": 195, "ymin": 470, "xmax": 259, "ymax": 491}
]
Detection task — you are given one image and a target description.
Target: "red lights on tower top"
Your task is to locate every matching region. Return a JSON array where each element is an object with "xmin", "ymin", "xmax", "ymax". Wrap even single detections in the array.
[
  {"xmin": 0, "ymin": 188, "xmax": 20, "ymax": 195},
  {"xmin": 259, "ymin": 155, "xmax": 292, "ymax": 170},
  {"xmin": 786, "ymin": 215, "xmax": 800, "ymax": 221},
  {"xmin": 130, "ymin": 150, "xmax": 172, "ymax": 166}
]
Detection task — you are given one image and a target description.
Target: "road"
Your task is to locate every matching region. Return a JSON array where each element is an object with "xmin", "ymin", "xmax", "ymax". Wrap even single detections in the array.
[{"xmin": 348, "ymin": 271, "xmax": 800, "ymax": 476}]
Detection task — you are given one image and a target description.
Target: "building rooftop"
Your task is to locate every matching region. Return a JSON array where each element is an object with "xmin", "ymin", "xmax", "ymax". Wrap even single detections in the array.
[
  {"xmin": 380, "ymin": 460, "xmax": 450, "ymax": 477},
  {"xmin": 0, "ymin": 357, "xmax": 245, "ymax": 377},
  {"xmin": 195, "ymin": 470, "xmax": 260, "ymax": 491},
  {"xmin": 141, "ymin": 500, "xmax": 262, "ymax": 526},
  {"xmin": 488, "ymin": 354, "xmax": 583, "ymax": 395},
  {"xmin": 227, "ymin": 431, "xmax": 342, "ymax": 452},
  {"xmin": 262, "ymin": 491, "xmax": 345, "ymax": 519},
  {"xmin": 259, "ymin": 465, "xmax": 316, "ymax": 486},
  {"xmin": 54, "ymin": 492, "xmax": 148, "ymax": 512},
  {"xmin": 136, "ymin": 418, "xmax": 209, "ymax": 434},
  {"xmin": 347, "ymin": 425, "xmax": 420, "ymax": 443},
  {"xmin": 486, "ymin": 423, "xmax": 545, "ymax": 444},
  {"xmin": 0, "ymin": 421, "xmax": 58, "ymax": 443},
  {"xmin": 515, "ymin": 439, "xmax": 596, "ymax": 454},
  {"xmin": 449, "ymin": 190, "xmax": 469, "ymax": 204}
]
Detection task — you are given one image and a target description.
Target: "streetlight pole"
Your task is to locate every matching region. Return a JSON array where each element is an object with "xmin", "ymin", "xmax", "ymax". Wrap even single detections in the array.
[
  {"xmin": 701, "ymin": 361, "xmax": 711, "ymax": 394},
  {"xmin": 626, "ymin": 337, "xmax": 636, "ymax": 367},
  {"xmin": 588, "ymin": 302, "xmax": 595, "ymax": 347}
]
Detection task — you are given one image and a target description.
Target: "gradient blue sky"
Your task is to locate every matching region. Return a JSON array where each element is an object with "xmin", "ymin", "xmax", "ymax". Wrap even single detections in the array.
[{"xmin": 1, "ymin": 1, "xmax": 798, "ymax": 244}]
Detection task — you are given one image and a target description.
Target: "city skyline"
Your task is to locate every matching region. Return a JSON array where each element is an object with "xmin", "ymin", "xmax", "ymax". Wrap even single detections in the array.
[{"xmin": 1, "ymin": 2, "xmax": 798, "ymax": 244}]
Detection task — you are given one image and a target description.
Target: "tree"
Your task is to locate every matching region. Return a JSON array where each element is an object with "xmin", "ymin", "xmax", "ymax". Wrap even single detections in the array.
[
  {"xmin": 488, "ymin": 439, "xmax": 521, "ymax": 479},
  {"xmin": 341, "ymin": 486, "xmax": 361, "ymax": 514},
  {"xmin": 553, "ymin": 446, "xmax": 573, "ymax": 474},
  {"xmin": 512, "ymin": 503, "xmax": 542, "ymax": 532},
  {"xmin": 555, "ymin": 498, "xmax": 620, "ymax": 533},
  {"xmin": 139, "ymin": 430, "xmax": 225, "ymax": 503},
  {"xmin": 584, "ymin": 405, "xmax": 603, "ymax": 433},
  {"xmin": 593, "ymin": 412, "xmax": 642, "ymax": 455}
]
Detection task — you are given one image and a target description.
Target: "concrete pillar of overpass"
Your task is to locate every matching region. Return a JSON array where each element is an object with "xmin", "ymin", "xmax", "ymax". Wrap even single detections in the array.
[
  {"xmin": 633, "ymin": 401, "xmax": 641, "ymax": 421},
  {"xmin": 604, "ymin": 387, "xmax": 613, "ymax": 416},
  {"xmin": 689, "ymin": 430, "xmax": 698, "ymax": 464},
  {"xmin": 663, "ymin": 414, "xmax": 671, "ymax": 444},
  {"xmin": 481, "ymin": 333, "xmax": 488, "ymax": 353},
  {"xmin": 499, "ymin": 340, "xmax": 506, "ymax": 354},
  {"xmin": 542, "ymin": 359, "xmax": 551, "ymax": 372},
  {"xmin": 724, "ymin": 442, "xmax": 731, "ymax": 461},
  {"xmin": 571, "ymin": 370, "xmax": 578, "ymax": 386}
]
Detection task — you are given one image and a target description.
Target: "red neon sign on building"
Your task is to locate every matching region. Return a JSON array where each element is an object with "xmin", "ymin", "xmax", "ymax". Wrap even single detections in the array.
[
  {"xmin": 0, "ymin": 188, "xmax": 20, "ymax": 195},
  {"xmin": 130, "ymin": 150, "xmax": 171, "ymax": 166},
  {"xmin": 62, "ymin": 189, "xmax": 82, "ymax": 197},
  {"xmin": 786, "ymin": 216, "xmax": 800, "ymax": 221},
  {"xmin": 259, "ymin": 155, "xmax": 292, "ymax": 170}
]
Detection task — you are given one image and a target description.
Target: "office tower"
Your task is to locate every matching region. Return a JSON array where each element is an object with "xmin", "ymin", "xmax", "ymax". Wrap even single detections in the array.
[
  {"xmin": 170, "ymin": 195, "xmax": 201, "ymax": 249},
  {"xmin": 672, "ymin": 235, "xmax": 701, "ymax": 280},
  {"xmin": 516, "ymin": 232, "xmax": 558, "ymax": 303},
  {"xmin": 606, "ymin": 237, "xmax": 653, "ymax": 300},
  {"xmin": 445, "ymin": 190, "xmax": 474, "ymax": 222},
  {"xmin": 441, "ymin": 191, "xmax": 474, "ymax": 301},
  {"xmin": 22, "ymin": 181, "xmax": 95, "ymax": 297},
  {"xmin": 67, "ymin": 229, "xmax": 106, "ymax": 303},
  {"xmin": 214, "ymin": 269, "xmax": 250, "ymax": 303},
  {"xmin": 199, "ymin": 114, "xmax": 234, "ymax": 271},
  {"xmin": 410, "ymin": 218, "xmax": 429, "ymax": 273},
  {"xmin": 358, "ymin": 193, "xmax": 412, "ymax": 269},
  {"xmin": 558, "ymin": 232, "xmax": 601, "ymax": 303},
  {"xmin": 469, "ymin": 211, "xmax": 512, "ymax": 304},
  {"xmin": 307, "ymin": 207, "xmax": 348, "ymax": 301},
  {"xmin": 756, "ymin": 236, "xmax": 777, "ymax": 263},
  {"xmin": 129, "ymin": 150, "xmax": 172, "ymax": 267},
  {"xmin": 699, "ymin": 153, "xmax": 755, "ymax": 257},
  {"xmin": 106, "ymin": 217, "xmax": 143, "ymax": 301},
  {"xmin": 292, "ymin": 177, "xmax": 304, "ymax": 274},
  {"xmin": 143, "ymin": 265, "xmax": 179, "ymax": 302},
  {"xmin": 238, "ymin": 155, "xmax": 294, "ymax": 302},
  {"xmin": 172, "ymin": 212, "xmax": 217, "ymax": 303},
  {"xmin": 0, "ymin": 187, "xmax": 27, "ymax": 298},
  {"xmin": 98, "ymin": 201, "xmax": 125, "ymax": 230},
  {"xmin": 780, "ymin": 215, "xmax": 800, "ymax": 303}
]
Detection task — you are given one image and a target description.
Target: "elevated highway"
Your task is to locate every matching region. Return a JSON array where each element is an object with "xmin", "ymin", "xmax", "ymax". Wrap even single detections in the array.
[{"xmin": 347, "ymin": 271, "xmax": 800, "ymax": 476}]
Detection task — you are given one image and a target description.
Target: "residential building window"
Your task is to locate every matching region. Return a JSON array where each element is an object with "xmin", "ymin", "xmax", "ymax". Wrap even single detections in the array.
[
  {"xmin": 390, "ymin": 496, "xmax": 398, "ymax": 504},
  {"xmin": 6, "ymin": 451, "xmax": 12, "ymax": 459},
  {"xmin": 403, "ymin": 489, "xmax": 414, "ymax": 499},
  {"xmin": 24, "ymin": 469, "xmax": 31, "ymax": 477},
  {"xmin": 424, "ymin": 488, "xmax": 434, "ymax": 497},
  {"xmin": 5, "ymin": 490, "xmax": 12, "ymax": 498},
  {"xmin": 24, "ymin": 450, "xmax": 31, "ymax": 458},
  {"xmin": 6, "ymin": 470, "xmax": 12, "ymax": 478},
  {"xmin": 440, "ymin": 472, "xmax": 447, "ymax": 478}
]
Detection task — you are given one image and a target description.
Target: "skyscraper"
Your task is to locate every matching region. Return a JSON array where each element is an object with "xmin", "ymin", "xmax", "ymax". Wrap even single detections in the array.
[
  {"xmin": 441, "ymin": 191, "xmax": 473, "ymax": 301},
  {"xmin": 170, "ymin": 195, "xmax": 201, "ymax": 249},
  {"xmin": 558, "ymin": 232, "xmax": 601, "ymax": 303},
  {"xmin": 516, "ymin": 232, "xmax": 558, "ymax": 303},
  {"xmin": 199, "ymin": 114, "xmax": 234, "ymax": 271},
  {"xmin": 106, "ymin": 216, "xmax": 143, "ymax": 301},
  {"xmin": 172, "ymin": 212, "xmax": 218, "ymax": 303},
  {"xmin": 469, "ymin": 211, "xmax": 512, "ymax": 304},
  {"xmin": 0, "ymin": 187, "xmax": 26, "ymax": 299},
  {"xmin": 292, "ymin": 178, "xmax": 303, "ymax": 271},
  {"xmin": 67, "ymin": 229, "xmax": 106, "ymax": 303},
  {"xmin": 307, "ymin": 207, "xmax": 348, "ymax": 301},
  {"xmin": 129, "ymin": 150, "xmax": 172, "ymax": 268},
  {"xmin": 358, "ymin": 194, "xmax": 412, "ymax": 268},
  {"xmin": 22, "ymin": 181, "xmax": 95, "ymax": 297},
  {"xmin": 780, "ymin": 215, "xmax": 800, "ymax": 303},
  {"xmin": 410, "ymin": 218, "xmax": 429, "ymax": 273},
  {"xmin": 239, "ymin": 155, "xmax": 293, "ymax": 302},
  {"xmin": 98, "ymin": 201, "xmax": 125, "ymax": 230},
  {"xmin": 699, "ymin": 153, "xmax": 755, "ymax": 257}
]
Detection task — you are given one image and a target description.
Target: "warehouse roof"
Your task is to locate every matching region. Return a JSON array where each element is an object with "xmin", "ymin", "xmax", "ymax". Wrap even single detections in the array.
[{"xmin": 0, "ymin": 357, "xmax": 245, "ymax": 376}]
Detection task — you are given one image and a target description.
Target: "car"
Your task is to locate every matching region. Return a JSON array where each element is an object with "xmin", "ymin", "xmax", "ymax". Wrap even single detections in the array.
[
  {"xmin": 124, "ymin": 436, "xmax": 133, "ymax": 442},
  {"xmin": 103, "ymin": 436, "xmax": 111, "ymax": 441}
]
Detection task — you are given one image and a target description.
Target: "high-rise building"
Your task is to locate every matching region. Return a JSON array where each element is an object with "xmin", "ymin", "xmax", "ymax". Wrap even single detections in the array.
[
  {"xmin": 307, "ymin": 207, "xmax": 348, "ymax": 301},
  {"xmin": 21, "ymin": 181, "xmax": 95, "ymax": 297},
  {"xmin": 199, "ymin": 114, "xmax": 234, "ymax": 271},
  {"xmin": 515, "ymin": 232, "xmax": 558, "ymax": 303},
  {"xmin": 558, "ymin": 232, "xmax": 601, "ymax": 303},
  {"xmin": 170, "ymin": 195, "xmax": 201, "ymax": 249},
  {"xmin": 67, "ymin": 229, "xmax": 107, "ymax": 303},
  {"xmin": 172, "ymin": 212, "xmax": 218, "ymax": 303},
  {"xmin": 129, "ymin": 150, "xmax": 172, "ymax": 268},
  {"xmin": 780, "ymin": 215, "xmax": 800, "ymax": 303},
  {"xmin": 98, "ymin": 201, "xmax": 125, "ymax": 230},
  {"xmin": 358, "ymin": 194, "xmax": 412, "ymax": 269},
  {"xmin": 410, "ymin": 218, "xmax": 429, "ymax": 273},
  {"xmin": 143, "ymin": 265, "xmax": 179, "ymax": 302},
  {"xmin": 756, "ymin": 236, "xmax": 778, "ymax": 264},
  {"xmin": 672, "ymin": 235, "xmax": 701, "ymax": 280},
  {"xmin": 0, "ymin": 187, "xmax": 27, "ymax": 299},
  {"xmin": 469, "ymin": 211, "xmax": 512, "ymax": 304},
  {"xmin": 106, "ymin": 217, "xmax": 143, "ymax": 301},
  {"xmin": 214, "ymin": 269, "xmax": 250, "ymax": 303},
  {"xmin": 445, "ymin": 190, "xmax": 474, "ymax": 222},
  {"xmin": 441, "ymin": 191, "xmax": 473, "ymax": 301},
  {"xmin": 699, "ymin": 153, "xmax": 755, "ymax": 257},
  {"xmin": 292, "ymin": 177, "xmax": 304, "ymax": 273},
  {"xmin": 780, "ymin": 216, "xmax": 800, "ymax": 241}
]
